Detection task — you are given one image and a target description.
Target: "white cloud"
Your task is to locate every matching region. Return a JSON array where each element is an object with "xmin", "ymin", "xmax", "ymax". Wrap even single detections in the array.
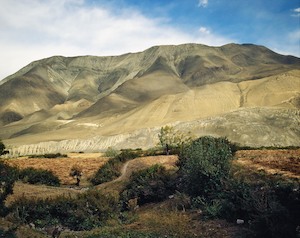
[
  {"xmin": 198, "ymin": 0, "xmax": 208, "ymax": 8},
  {"xmin": 292, "ymin": 7, "xmax": 300, "ymax": 17},
  {"xmin": 0, "ymin": 0, "xmax": 232, "ymax": 80},
  {"xmin": 199, "ymin": 26, "xmax": 210, "ymax": 34}
]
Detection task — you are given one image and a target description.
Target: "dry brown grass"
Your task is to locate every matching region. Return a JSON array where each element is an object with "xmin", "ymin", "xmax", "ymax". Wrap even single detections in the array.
[
  {"xmin": 5, "ymin": 153, "xmax": 108, "ymax": 185},
  {"xmin": 125, "ymin": 206, "xmax": 241, "ymax": 238},
  {"xmin": 5, "ymin": 181, "xmax": 82, "ymax": 206},
  {"xmin": 234, "ymin": 149, "xmax": 300, "ymax": 178}
]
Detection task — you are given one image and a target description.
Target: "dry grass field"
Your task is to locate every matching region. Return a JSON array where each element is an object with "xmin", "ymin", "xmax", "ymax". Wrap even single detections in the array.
[
  {"xmin": 234, "ymin": 149, "xmax": 300, "ymax": 178},
  {"xmin": 5, "ymin": 152, "xmax": 108, "ymax": 185},
  {"xmin": 2, "ymin": 150, "xmax": 300, "ymax": 238}
]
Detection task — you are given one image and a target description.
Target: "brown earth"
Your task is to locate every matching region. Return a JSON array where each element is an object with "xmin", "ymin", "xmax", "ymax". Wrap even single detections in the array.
[{"xmin": 234, "ymin": 149, "xmax": 300, "ymax": 178}]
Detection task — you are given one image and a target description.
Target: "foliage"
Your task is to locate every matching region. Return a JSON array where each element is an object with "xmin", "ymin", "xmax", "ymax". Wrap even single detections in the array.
[
  {"xmin": 191, "ymin": 196, "xmax": 223, "ymax": 219},
  {"xmin": 0, "ymin": 161, "xmax": 18, "ymax": 215},
  {"xmin": 86, "ymin": 229, "xmax": 173, "ymax": 238},
  {"xmin": 29, "ymin": 153, "xmax": 67, "ymax": 159},
  {"xmin": 220, "ymin": 176, "xmax": 300, "ymax": 238},
  {"xmin": 19, "ymin": 167, "xmax": 60, "ymax": 186},
  {"xmin": 158, "ymin": 126, "xmax": 193, "ymax": 154},
  {"xmin": 10, "ymin": 190, "xmax": 120, "ymax": 231},
  {"xmin": 121, "ymin": 164, "xmax": 176, "ymax": 208},
  {"xmin": 0, "ymin": 228, "xmax": 17, "ymax": 238},
  {"xmin": 179, "ymin": 136, "xmax": 233, "ymax": 197},
  {"xmin": 143, "ymin": 147, "xmax": 165, "ymax": 156},
  {"xmin": 0, "ymin": 140, "xmax": 9, "ymax": 156},
  {"xmin": 69, "ymin": 165, "xmax": 83, "ymax": 186},
  {"xmin": 90, "ymin": 149, "xmax": 142, "ymax": 185},
  {"xmin": 104, "ymin": 147, "xmax": 119, "ymax": 158}
]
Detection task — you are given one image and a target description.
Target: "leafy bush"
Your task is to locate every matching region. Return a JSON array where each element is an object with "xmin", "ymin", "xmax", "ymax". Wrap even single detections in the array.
[
  {"xmin": 10, "ymin": 190, "xmax": 119, "ymax": 231},
  {"xmin": 220, "ymin": 177, "xmax": 300, "ymax": 238},
  {"xmin": 178, "ymin": 136, "xmax": 233, "ymax": 197},
  {"xmin": 19, "ymin": 167, "xmax": 60, "ymax": 186},
  {"xmin": 104, "ymin": 147, "xmax": 119, "ymax": 158},
  {"xmin": 91, "ymin": 149, "xmax": 142, "ymax": 185},
  {"xmin": 0, "ymin": 161, "xmax": 18, "ymax": 215},
  {"xmin": 0, "ymin": 140, "xmax": 9, "ymax": 156},
  {"xmin": 29, "ymin": 153, "xmax": 67, "ymax": 159},
  {"xmin": 121, "ymin": 164, "xmax": 176, "ymax": 208}
]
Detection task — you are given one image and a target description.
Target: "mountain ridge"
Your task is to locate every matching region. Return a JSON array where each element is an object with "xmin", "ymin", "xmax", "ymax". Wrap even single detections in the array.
[{"xmin": 0, "ymin": 43, "xmax": 299, "ymax": 154}]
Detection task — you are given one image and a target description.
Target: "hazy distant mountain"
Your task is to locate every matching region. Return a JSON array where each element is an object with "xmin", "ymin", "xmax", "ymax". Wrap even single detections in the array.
[{"xmin": 0, "ymin": 43, "xmax": 299, "ymax": 155}]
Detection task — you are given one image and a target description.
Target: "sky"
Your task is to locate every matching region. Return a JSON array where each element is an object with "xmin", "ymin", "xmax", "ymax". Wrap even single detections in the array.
[{"xmin": 0, "ymin": 0, "xmax": 299, "ymax": 80}]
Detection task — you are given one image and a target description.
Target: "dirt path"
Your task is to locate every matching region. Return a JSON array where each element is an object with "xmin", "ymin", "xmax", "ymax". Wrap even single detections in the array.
[
  {"xmin": 6, "ymin": 155, "xmax": 177, "ymax": 204},
  {"xmin": 95, "ymin": 155, "xmax": 178, "ymax": 191}
]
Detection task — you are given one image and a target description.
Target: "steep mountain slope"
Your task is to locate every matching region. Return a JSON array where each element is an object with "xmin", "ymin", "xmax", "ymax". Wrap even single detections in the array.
[{"xmin": 0, "ymin": 43, "xmax": 299, "ymax": 154}]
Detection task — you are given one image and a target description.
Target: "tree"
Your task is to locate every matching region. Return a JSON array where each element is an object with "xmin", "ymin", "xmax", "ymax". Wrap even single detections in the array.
[
  {"xmin": 158, "ymin": 126, "xmax": 193, "ymax": 155},
  {"xmin": 0, "ymin": 140, "xmax": 9, "ymax": 156},
  {"xmin": 179, "ymin": 136, "xmax": 233, "ymax": 197},
  {"xmin": 69, "ymin": 165, "xmax": 83, "ymax": 186}
]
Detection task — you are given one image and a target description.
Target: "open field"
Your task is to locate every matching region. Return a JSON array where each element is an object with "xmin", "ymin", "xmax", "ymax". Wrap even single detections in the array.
[
  {"xmin": 4, "ymin": 150, "xmax": 299, "ymax": 206},
  {"xmin": 5, "ymin": 153, "xmax": 108, "ymax": 185},
  {"xmin": 5, "ymin": 154, "xmax": 178, "ymax": 205},
  {"xmin": 234, "ymin": 149, "xmax": 300, "ymax": 178},
  {"xmin": 2, "ymin": 149, "xmax": 300, "ymax": 237}
]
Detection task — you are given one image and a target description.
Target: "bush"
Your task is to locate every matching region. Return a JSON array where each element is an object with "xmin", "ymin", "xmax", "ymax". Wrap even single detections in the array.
[
  {"xmin": 0, "ymin": 161, "xmax": 18, "ymax": 215},
  {"xmin": 90, "ymin": 149, "xmax": 142, "ymax": 185},
  {"xmin": 10, "ymin": 190, "xmax": 120, "ymax": 231},
  {"xmin": 179, "ymin": 136, "xmax": 233, "ymax": 197},
  {"xmin": 104, "ymin": 147, "xmax": 119, "ymax": 158},
  {"xmin": 29, "ymin": 153, "xmax": 67, "ymax": 159},
  {"xmin": 121, "ymin": 164, "xmax": 176, "ymax": 208},
  {"xmin": 220, "ymin": 176, "xmax": 300, "ymax": 238},
  {"xmin": 0, "ymin": 140, "xmax": 9, "ymax": 156},
  {"xmin": 19, "ymin": 167, "xmax": 60, "ymax": 186}
]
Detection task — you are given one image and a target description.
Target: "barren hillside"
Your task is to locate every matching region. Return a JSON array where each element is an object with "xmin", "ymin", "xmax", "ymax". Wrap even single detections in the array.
[{"xmin": 0, "ymin": 43, "xmax": 299, "ymax": 155}]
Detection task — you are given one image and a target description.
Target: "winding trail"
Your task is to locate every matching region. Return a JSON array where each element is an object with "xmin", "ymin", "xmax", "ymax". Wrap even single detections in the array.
[
  {"xmin": 6, "ymin": 155, "xmax": 178, "ymax": 205},
  {"xmin": 95, "ymin": 155, "xmax": 178, "ymax": 191}
]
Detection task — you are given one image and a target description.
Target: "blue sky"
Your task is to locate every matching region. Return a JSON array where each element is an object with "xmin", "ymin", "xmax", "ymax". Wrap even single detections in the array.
[{"xmin": 0, "ymin": 0, "xmax": 299, "ymax": 80}]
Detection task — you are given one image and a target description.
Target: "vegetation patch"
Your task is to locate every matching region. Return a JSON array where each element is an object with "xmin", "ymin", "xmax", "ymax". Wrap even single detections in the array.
[
  {"xmin": 10, "ymin": 190, "xmax": 119, "ymax": 231},
  {"xmin": 0, "ymin": 161, "xmax": 18, "ymax": 215},
  {"xmin": 90, "ymin": 149, "xmax": 143, "ymax": 185},
  {"xmin": 18, "ymin": 167, "xmax": 60, "ymax": 186},
  {"xmin": 121, "ymin": 164, "xmax": 176, "ymax": 208},
  {"xmin": 29, "ymin": 153, "xmax": 67, "ymax": 159}
]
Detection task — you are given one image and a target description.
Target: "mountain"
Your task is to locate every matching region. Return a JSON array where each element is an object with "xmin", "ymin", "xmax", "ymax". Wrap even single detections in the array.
[{"xmin": 0, "ymin": 43, "xmax": 299, "ymax": 155}]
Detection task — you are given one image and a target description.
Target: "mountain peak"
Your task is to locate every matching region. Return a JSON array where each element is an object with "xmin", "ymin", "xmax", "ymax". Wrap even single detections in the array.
[{"xmin": 0, "ymin": 43, "xmax": 299, "ymax": 153}]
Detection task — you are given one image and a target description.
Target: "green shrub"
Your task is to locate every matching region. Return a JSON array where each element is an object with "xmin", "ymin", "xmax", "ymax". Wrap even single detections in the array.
[
  {"xmin": 91, "ymin": 149, "xmax": 142, "ymax": 185},
  {"xmin": 10, "ymin": 190, "xmax": 119, "ymax": 231},
  {"xmin": 90, "ymin": 161, "xmax": 122, "ymax": 185},
  {"xmin": 0, "ymin": 140, "xmax": 9, "ymax": 156},
  {"xmin": 29, "ymin": 153, "xmax": 67, "ymax": 159},
  {"xmin": 104, "ymin": 147, "xmax": 119, "ymax": 158},
  {"xmin": 191, "ymin": 196, "xmax": 223, "ymax": 219},
  {"xmin": 121, "ymin": 164, "xmax": 176, "ymax": 208},
  {"xmin": 19, "ymin": 167, "xmax": 60, "ymax": 186},
  {"xmin": 179, "ymin": 136, "xmax": 233, "ymax": 197},
  {"xmin": 0, "ymin": 161, "xmax": 18, "ymax": 215},
  {"xmin": 220, "ymin": 176, "xmax": 300, "ymax": 238}
]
